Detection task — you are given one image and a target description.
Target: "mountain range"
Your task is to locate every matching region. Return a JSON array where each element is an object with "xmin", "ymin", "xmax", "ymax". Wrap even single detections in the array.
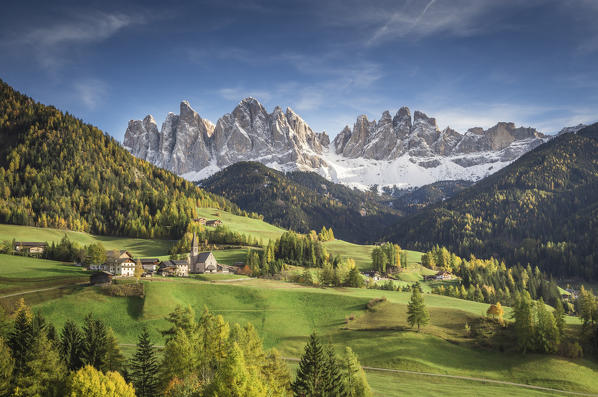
[{"xmin": 124, "ymin": 98, "xmax": 556, "ymax": 189}]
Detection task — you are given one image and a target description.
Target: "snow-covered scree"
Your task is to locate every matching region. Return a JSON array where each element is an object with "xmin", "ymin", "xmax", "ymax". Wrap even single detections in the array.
[{"xmin": 125, "ymin": 98, "xmax": 570, "ymax": 190}]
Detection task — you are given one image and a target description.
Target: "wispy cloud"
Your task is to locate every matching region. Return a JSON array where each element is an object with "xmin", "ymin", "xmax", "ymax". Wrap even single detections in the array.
[
  {"xmin": 73, "ymin": 78, "xmax": 108, "ymax": 109},
  {"xmin": 4, "ymin": 10, "xmax": 147, "ymax": 70}
]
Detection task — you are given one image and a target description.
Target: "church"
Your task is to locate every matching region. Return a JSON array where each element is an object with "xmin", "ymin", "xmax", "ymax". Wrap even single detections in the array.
[{"xmin": 188, "ymin": 232, "xmax": 219, "ymax": 273}]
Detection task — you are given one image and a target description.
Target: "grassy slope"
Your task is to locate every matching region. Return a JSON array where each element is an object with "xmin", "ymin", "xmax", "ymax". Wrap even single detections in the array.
[
  {"xmin": 0, "ymin": 224, "xmax": 173, "ymax": 258},
  {"xmin": 32, "ymin": 278, "xmax": 595, "ymax": 394},
  {"xmin": 0, "ymin": 254, "xmax": 89, "ymax": 295}
]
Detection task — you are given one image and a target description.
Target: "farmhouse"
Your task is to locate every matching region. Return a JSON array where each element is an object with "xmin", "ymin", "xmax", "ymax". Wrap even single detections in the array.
[
  {"xmin": 138, "ymin": 258, "xmax": 160, "ymax": 272},
  {"xmin": 158, "ymin": 260, "xmax": 189, "ymax": 277},
  {"xmin": 206, "ymin": 219, "xmax": 223, "ymax": 227},
  {"xmin": 194, "ymin": 217, "xmax": 207, "ymax": 224},
  {"xmin": 102, "ymin": 250, "xmax": 136, "ymax": 276},
  {"xmin": 425, "ymin": 271, "xmax": 454, "ymax": 281},
  {"xmin": 14, "ymin": 241, "xmax": 48, "ymax": 255}
]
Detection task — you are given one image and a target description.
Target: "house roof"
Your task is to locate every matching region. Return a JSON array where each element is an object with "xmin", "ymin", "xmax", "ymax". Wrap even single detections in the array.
[
  {"xmin": 197, "ymin": 252, "xmax": 214, "ymax": 263},
  {"xmin": 139, "ymin": 258, "xmax": 159, "ymax": 264},
  {"xmin": 160, "ymin": 260, "xmax": 188, "ymax": 267},
  {"xmin": 15, "ymin": 242, "xmax": 48, "ymax": 247}
]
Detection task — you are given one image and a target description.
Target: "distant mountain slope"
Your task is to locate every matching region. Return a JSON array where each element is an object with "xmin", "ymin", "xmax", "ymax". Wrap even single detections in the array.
[
  {"xmin": 0, "ymin": 79, "xmax": 242, "ymax": 239},
  {"xmin": 199, "ymin": 162, "xmax": 401, "ymax": 243},
  {"xmin": 126, "ymin": 98, "xmax": 549, "ymax": 189},
  {"xmin": 386, "ymin": 180, "xmax": 474, "ymax": 215},
  {"xmin": 387, "ymin": 123, "xmax": 598, "ymax": 279}
]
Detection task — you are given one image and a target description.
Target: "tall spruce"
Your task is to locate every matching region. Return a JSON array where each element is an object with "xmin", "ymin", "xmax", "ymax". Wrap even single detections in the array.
[
  {"xmin": 8, "ymin": 299, "xmax": 33, "ymax": 377},
  {"xmin": 105, "ymin": 327, "xmax": 125, "ymax": 372},
  {"xmin": 407, "ymin": 282, "xmax": 430, "ymax": 330},
  {"xmin": 60, "ymin": 319, "xmax": 83, "ymax": 371},
  {"xmin": 512, "ymin": 292, "xmax": 535, "ymax": 353},
  {"xmin": 321, "ymin": 345, "xmax": 347, "ymax": 397},
  {"xmin": 292, "ymin": 332, "xmax": 326, "ymax": 396},
  {"xmin": 81, "ymin": 313, "xmax": 108, "ymax": 370},
  {"xmin": 130, "ymin": 327, "xmax": 160, "ymax": 397},
  {"xmin": 343, "ymin": 347, "xmax": 372, "ymax": 397}
]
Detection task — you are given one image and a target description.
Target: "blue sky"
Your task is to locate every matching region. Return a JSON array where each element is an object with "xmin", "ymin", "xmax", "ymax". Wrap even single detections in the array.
[{"xmin": 1, "ymin": 0, "xmax": 597, "ymax": 140}]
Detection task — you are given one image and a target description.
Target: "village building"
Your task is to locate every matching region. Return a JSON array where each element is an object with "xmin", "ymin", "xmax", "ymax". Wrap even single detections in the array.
[
  {"xmin": 90, "ymin": 271, "xmax": 113, "ymax": 285},
  {"xmin": 188, "ymin": 232, "xmax": 219, "ymax": 273},
  {"xmin": 14, "ymin": 241, "xmax": 48, "ymax": 255},
  {"xmin": 138, "ymin": 258, "xmax": 160, "ymax": 273},
  {"xmin": 194, "ymin": 217, "xmax": 207, "ymax": 224},
  {"xmin": 205, "ymin": 219, "xmax": 223, "ymax": 227},
  {"xmin": 102, "ymin": 250, "xmax": 136, "ymax": 276},
  {"xmin": 158, "ymin": 260, "xmax": 189, "ymax": 277}
]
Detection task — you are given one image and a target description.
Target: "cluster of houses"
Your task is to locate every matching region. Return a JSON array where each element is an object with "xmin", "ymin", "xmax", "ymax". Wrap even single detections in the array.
[
  {"xmin": 89, "ymin": 232, "xmax": 234, "ymax": 279},
  {"xmin": 194, "ymin": 217, "xmax": 223, "ymax": 227}
]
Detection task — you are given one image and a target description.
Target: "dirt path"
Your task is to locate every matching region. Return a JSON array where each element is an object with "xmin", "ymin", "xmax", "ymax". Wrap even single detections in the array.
[{"xmin": 0, "ymin": 282, "xmax": 86, "ymax": 299}]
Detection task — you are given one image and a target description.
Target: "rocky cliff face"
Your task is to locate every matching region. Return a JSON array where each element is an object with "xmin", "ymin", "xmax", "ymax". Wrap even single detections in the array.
[
  {"xmin": 332, "ymin": 109, "xmax": 546, "ymax": 166},
  {"xmin": 124, "ymin": 99, "xmax": 552, "ymax": 188},
  {"xmin": 124, "ymin": 98, "xmax": 327, "ymax": 178}
]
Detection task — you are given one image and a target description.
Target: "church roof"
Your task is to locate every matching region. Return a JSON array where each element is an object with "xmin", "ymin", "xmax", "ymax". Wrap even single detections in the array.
[{"xmin": 197, "ymin": 252, "xmax": 213, "ymax": 263}]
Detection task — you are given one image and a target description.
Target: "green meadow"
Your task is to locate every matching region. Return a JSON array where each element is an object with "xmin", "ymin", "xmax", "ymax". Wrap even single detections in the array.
[
  {"xmin": 0, "ymin": 224, "xmax": 174, "ymax": 258},
  {"xmin": 29, "ymin": 278, "xmax": 596, "ymax": 395}
]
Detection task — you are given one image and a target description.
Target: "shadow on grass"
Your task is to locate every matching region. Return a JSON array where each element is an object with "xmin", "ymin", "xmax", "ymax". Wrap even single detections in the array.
[{"xmin": 127, "ymin": 295, "xmax": 145, "ymax": 320}]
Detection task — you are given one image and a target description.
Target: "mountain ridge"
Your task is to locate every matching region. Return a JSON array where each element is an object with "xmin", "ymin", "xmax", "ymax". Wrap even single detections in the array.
[{"xmin": 125, "ymin": 98, "xmax": 551, "ymax": 189}]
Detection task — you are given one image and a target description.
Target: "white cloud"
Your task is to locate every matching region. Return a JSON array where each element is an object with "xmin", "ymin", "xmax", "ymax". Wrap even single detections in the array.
[
  {"xmin": 4, "ymin": 10, "xmax": 147, "ymax": 70},
  {"xmin": 73, "ymin": 79, "xmax": 108, "ymax": 109}
]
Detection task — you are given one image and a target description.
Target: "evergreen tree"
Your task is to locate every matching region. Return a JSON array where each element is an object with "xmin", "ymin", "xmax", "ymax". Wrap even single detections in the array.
[
  {"xmin": 345, "ymin": 267, "xmax": 364, "ymax": 288},
  {"xmin": 13, "ymin": 333, "xmax": 66, "ymax": 396},
  {"xmin": 535, "ymin": 298, "xmax": 559, "ymax": 353},
  {"xmin": 60, "ymin": 319, "xmax": 83, "ymax": 371},
  {"xmin": 8, "ymin": 298, "xmax": 33, "ymax": 377},
  {"xmin": 342, "ymin": 347, "xmax": 372, "ymax": 397},
  {"xmin": 81, "ymin": 313, "xmax": 108, "ymax": 370},
  {"xmin": 407, "ymin": 283, "xmax": 430, "ymax": 330},
  {"xmin": 512, "ymin": 292, "xmax": 535, "ymax": 353},
  {"xmin": 321, "ymin": 344, "xmax": 347, "ymax": 396},
  {"xmin": 292, "ymin": 332, "xmax": 326, "ymax": 396},
  {"xmin": 105, "ymin": 327, "xmax": 125, "ymax": 372},
  {"xmin": 130, "ymin": 327, "xmax": 160, "ymax": 397},
  {"xmin": 0, "ymin": 337, "xmax": 14, "ymax": 396},
  {"xmin": 554, "ymin": 299, "xmax": 566, "ymax": 337}
]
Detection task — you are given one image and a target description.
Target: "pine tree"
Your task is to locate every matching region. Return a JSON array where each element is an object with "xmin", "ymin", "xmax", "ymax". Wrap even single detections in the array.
[
  {"xmin": 407, "ymin": 282, "xmax": 430, "ymax": 330},
  {"xmin": 81, "ymin": 313, "xmax": 108, "ymax": 370},
  {"xmin": 535, "ymin": 298, "xmax": 559, "ymax": 353},
  {"xmin": 8, "ymin": 298, "xmax": 33, "ymax": 377},
  {"xmin": 321, "ymin": 344, "xmax": 347, "ymax": 396},
  {"xmin": 105, "ymin": 327, "xmax": 125, "ymax": 372},
  {"xmin": 512, "ymin": 292, "xmax": 535, "ymax": 353},
  {"xmin": 0, "ymin": 337, "xmax": 14, "ymax": 395},
  {"xmin": 60, "ymin": 319, "xmax": 83, "ymax": 371},
  {"xmin": 292, "ymin": 332, "xmax": 326, "ymax": 396},
  {"xmin": 343, "ymin": 347, "xmax": 372, "ymax": 397},
  {"xmin": 554, "ymin": 299, "xmax": 566, "ymax": 337},
  {"xmin": 130, "ymin": 327, "xmax": 160, "ymax": 397}
]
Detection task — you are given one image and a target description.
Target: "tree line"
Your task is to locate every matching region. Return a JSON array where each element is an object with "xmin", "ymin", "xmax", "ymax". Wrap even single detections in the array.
[{"xmin": 0, "ymin": 300, "xmax": 373, "ymax": 396}]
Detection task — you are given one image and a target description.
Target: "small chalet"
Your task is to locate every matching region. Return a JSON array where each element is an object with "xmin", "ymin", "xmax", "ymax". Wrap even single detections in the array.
[
  {"xmin": 194, "ymin": 217, "xmax": 207, "ymax": 225},
  {"xmin": 206, "ymin": 219, "xmax": 223, "ymax": 227},
  {"xmin": 14, "ymin": 241, "xmax": 48, "ymax": 255},
  {"xmin": 90, "ymin": 271, "xmax": 113, "ymax": 285},
  {"xmin": 425, "ymin": 271, "xmax": 454, "ymax": 281},
  {"xmin": 158, "ymin": 260, "xmax": 189, "ymax": 277},
  {"xmin": 103, "ymin": 250, "xmax": 136, "ymax": 277},
  {"xmin": 139, "ymin": 258, "xmax": 160, "ymax": 273}
]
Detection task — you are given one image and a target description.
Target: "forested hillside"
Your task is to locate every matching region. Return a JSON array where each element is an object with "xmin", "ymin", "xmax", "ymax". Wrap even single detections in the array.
[
  {"xmin": 0, "ymin": 79, "xmax": 243, "ymax": 239},
  {"xmin": 200, "ymin": 162, "xmax": 401, "ymax": 243},
  {"xmin": 388, "ymin": 123, "xmax": 598, "ymax": 279}
]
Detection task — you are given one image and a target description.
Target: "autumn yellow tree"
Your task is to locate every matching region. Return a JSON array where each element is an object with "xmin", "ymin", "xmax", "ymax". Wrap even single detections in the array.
[{"xmin": 66, "ymin": 365, "xmax": 136, "ymax": 397}]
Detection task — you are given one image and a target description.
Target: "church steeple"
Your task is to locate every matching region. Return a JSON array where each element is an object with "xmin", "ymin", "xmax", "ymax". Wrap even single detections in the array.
[{"xmin": 192, "ymin": 232, "xmax": 198, "ymax": 257}]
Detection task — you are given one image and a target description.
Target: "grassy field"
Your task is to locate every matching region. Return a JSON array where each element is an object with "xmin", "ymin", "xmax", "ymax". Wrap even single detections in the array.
[
  {"xmin": 0, "ymin": 224, "xmax": 174, "ymax": 258},
  {"xmin": 196, "ymin": 208, "xmax": 286, "ymax": 241},
  {"xmin": 31, "ymin": 278, "xmax": 596, "ymax": 395},
  {"xmin": 0, "ymin": 254, "xmax": 89, "ymax": 296}
]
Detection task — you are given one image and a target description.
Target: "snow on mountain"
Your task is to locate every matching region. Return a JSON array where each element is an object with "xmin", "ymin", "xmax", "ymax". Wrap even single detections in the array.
[{"xmin": 124, "ymin": 99, "xmax": 554, "ymax": 189}]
